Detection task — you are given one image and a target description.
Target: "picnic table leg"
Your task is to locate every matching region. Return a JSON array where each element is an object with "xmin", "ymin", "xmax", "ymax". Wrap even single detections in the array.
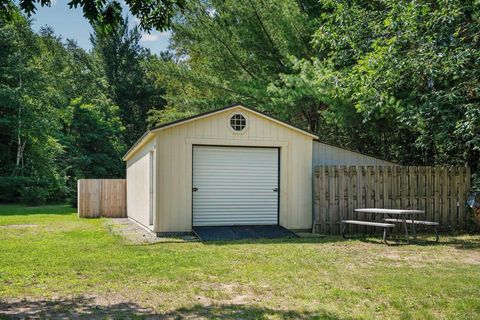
[
  {"xmin": 433, "ymin": 225, "xmax": 439, "ymax": 242},
  {"xmin": 341, "ymin": 222, "xmax": 347, "ymax": 239},
  {"xmin": 369, "ymin": 213, "xmax": 375, "ymax": 237},
  {"xmin": 382, "ymin": 227, "xmax": 388, "ymax": 244},
  {"xmin": 411, "ymin": 214, "xmax": 417, "ymax": 240},
  {"xmin": 386, "ymin": 213, "xmax": 397, "ymax": 243},
  {"xmin": 402, "ymin": 216, "xmax": 409, "ymax": 243}
]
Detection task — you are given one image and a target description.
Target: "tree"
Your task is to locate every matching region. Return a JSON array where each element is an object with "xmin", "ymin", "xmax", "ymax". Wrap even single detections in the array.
[
  {"xmin": 1, "ymin": 0, "xmax": 184, "ymax": 32},
  {"xmin": 157, "ymin": 0, "xmax": 322, "ymax": 125},
  {"xmin": 0, "ymin": 11, "xmax": 62, "ymax": 177},
  {"xmin": 66, "ymin": 98, "xmax": 124, "ymax": 180},
  {"xmin": 162, "ymin": 0, "xmax": 479, "ymax": 186},
  {"xmin": 0, "ymin": 7, "xmax": 136, "ymax": 203},
  {"xmin": 313, "ymin": 0, "xmax": 480, "ymax": 169},
  {"xmin": 0, "ymin": 11, "xmax": 69, "ymax": 202},
  {"xmin": 91, "ymin": 17, "xmax": 167, "ymax": 146}
]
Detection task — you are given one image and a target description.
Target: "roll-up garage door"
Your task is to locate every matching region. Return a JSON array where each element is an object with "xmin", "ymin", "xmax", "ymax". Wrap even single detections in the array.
[{"xmin": 192, "ymin": 146, "xmax": 279, "ymax": 226}]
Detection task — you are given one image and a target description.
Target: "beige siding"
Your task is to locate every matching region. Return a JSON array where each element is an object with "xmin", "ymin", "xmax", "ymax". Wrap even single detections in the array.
[
  {"xmin": 126, "ymin": 137, "xmax": 156, "ymax": 229},
  {"xmin": 313, "ymin": 141, "xmax": 395, "ymax": 166},
  {"xmin": 154, "ymin": 107, "xmax": 313, "ymax": 232}
]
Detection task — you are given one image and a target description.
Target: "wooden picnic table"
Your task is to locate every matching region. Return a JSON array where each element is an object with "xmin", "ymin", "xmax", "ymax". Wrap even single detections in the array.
[{"xmin": 354, "ymin": 208, "xmax": 425, "ymax": 243}]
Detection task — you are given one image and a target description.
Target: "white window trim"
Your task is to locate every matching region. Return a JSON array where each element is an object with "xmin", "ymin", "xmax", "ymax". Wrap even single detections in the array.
[{"xmin": 228, "ymin": 111, "xmax": 248, "ymax": 134}]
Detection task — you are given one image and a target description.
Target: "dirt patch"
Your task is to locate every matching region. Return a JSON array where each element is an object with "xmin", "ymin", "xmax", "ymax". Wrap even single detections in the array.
[
  {"xmin": 187, "ymin": 282, "xmax": 271, "ymax": 308},
  {"xmin": 0, "ymin": 224, "xmax": 38, "ymax": 228}
]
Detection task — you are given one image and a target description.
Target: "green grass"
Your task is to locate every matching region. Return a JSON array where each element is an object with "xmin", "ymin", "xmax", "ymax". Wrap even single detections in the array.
[{"xmin": 1, "ymin": 204, "xmax": 479, "ymax": 319}]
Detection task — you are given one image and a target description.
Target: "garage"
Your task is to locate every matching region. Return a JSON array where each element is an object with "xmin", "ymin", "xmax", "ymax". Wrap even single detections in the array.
[
  {"xmin": 192, "ymin": 146, "xmax": 279, "ymax": 226},
  {"xmin": 123, "ymin": 103, "xmax": 317, "ymax": 235}
]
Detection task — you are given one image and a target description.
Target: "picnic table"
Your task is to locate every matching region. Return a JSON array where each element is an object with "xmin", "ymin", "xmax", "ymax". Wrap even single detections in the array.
[{"xmin": 354, "ymin": 208, "xmax": 424, "ymax": 243}]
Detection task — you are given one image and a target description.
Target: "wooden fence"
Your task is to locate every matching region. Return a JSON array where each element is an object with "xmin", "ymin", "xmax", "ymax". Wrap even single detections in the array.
[
  {"xmin": 78, "ymin": 179, "xmax": 126, "ymax": 218},
  {"xmin": 313, "ymin": 166, "xmax": 472, "ymax": 234}
]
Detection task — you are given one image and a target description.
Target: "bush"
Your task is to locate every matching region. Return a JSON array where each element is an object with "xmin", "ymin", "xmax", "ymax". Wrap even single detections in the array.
[
  {"xmin": 20, "ymin": 186, "xmax": 49, "ymax": 206},
  {"xmin": 0, "ymin": 176, "xmax": 34, "ymax": 202}
]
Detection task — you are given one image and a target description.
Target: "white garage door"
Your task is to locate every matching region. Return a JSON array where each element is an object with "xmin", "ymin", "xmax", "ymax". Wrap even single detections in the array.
[{"xmin": 192, "ymin": 146, "xmax": 279, "ymax": 226}]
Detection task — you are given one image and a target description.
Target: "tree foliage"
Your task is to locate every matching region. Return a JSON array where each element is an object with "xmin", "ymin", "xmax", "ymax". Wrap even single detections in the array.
[
  {"xmin": 1, "ymin": 0, "xmax": 184, "ymax": 32},
  {"xmin": 91, "ymin": 19, "xmax": 166, "ymax": 146},
  {"xmin": 0, "ymin": 6, "xmax": 167, "ymax": 204},
  {"xmin": 161, "ymin": 0, "xmax": 480, "ymax": 186},
  {"xmin": 1, "ymin": 0, "xmax": 479, "ymax": 204},
  {"xmin": 313, "ymin": 0, "xmax": 480, "ymax": 174}
]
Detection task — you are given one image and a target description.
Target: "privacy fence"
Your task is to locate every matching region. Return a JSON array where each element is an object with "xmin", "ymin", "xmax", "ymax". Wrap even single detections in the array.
[
  {"xmin": 78, "ymin": 179, "xmax": 126, "ymax": 218},
  {"xmin": 313, "ymin": 166, "xmax": 472, "ymax": 234}
]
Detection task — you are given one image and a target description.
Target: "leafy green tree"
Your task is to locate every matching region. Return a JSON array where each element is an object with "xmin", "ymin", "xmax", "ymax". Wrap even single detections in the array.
[
  {"xmin": 0, "ymin": 7, "xmax": 138, "ymax": 203},
  {"xmin": 2, "ymin": 0, "xmax": 184, "ymax": 31},
  {"xmin": 154, "ymin": 0, "xmax": 327, "ymax": 129},
  {"xmin": 0, "ymin": 10, "xmax": 63, "ymax": 195},
  {"xmin": 66, "ymin": 98, "xmax": 124, "ymax": 179},
  {"xmin": 91, "ymin": 18, "xmax": 166, "ymax": 145},
  {"xmin": 313, "ymin": 0, "xmax": 480, "ymax": 169}
]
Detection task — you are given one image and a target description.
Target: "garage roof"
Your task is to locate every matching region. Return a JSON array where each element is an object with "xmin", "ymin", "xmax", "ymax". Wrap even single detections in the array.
[{"xmin": 123, "ymin": 103, "xmax": 318, "ymax": 161}]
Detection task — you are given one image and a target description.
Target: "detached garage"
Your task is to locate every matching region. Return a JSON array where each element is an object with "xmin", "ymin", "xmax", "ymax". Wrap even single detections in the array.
[{"xmin": 123, "ymin": 103, "xmax": 318, "ymax": 234}]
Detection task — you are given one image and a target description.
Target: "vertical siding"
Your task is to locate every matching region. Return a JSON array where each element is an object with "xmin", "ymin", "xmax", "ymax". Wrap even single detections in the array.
[
  {"xmin": 313, "ymin": 141, "xmax": 395, "ymax": 166},
  {"xmin": 126, "ymin": 137, "xmax": 156, "ymax": 229},
  {"xmin": 155, "ymin": 107, "xmax": 313, "ymax": 232}
]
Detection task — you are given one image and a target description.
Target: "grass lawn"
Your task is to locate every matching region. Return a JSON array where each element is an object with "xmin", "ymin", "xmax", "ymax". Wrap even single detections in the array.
[{"xmin": 0, "ymin": 204, "xmax": 479, "ymax": 319}]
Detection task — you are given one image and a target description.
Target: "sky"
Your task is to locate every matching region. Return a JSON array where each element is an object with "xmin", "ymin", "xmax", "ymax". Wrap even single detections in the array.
[{"xmin": 29, "ymin": 0, "xmax": 171, "ymax": 54}]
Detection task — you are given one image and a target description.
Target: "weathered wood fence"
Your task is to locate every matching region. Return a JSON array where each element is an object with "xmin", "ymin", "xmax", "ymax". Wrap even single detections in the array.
[
  {"xmin": 78, "ymin": 179, "xmax": 126, "ymax": 218},
  {"xmin": 313, "ymin": 166, "xmax": 471, "ymax": 234}
]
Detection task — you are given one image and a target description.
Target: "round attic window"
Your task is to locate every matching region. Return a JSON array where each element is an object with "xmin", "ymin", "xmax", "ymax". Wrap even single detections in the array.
[{"xmin": 229, "ymin": 113, "xmax": 247, "ymax": 132}]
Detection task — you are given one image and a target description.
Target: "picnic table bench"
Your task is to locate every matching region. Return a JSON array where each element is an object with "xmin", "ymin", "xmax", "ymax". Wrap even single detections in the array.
[
  {"xmin": 341, "ymin": 220, "xmax": 395, "ymax": 243},
  {"xmin": 383, "ymin": 218, "xmax": 439, "ymax": 242}
]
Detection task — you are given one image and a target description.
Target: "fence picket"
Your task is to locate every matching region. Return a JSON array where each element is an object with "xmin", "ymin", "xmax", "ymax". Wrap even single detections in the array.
[
  {"xmin": 441, "ymin": 167, "xmax": 449, "ymax": 231},
  {"xmin": 384, "ymin": 167, "xmax": 391, "ymax": 209},
  {"xmin": 347, "ymin": 166, "xmax": 354, "ymax": 231},
  {"xmin": 338, "ymin": 166, "xmax": 346, "ymax": 232},
  {"xmin": 319, "ymin": 166, "xmax": 327, "ymax": 234},
  {"xmin": 450, "ymin": 167, "xmax": 458, "ymax": 230},
  {"xmin": 425, "ymin": 167, "xmax": 433, "ymax": 227},
  {"xmin": 313, "ymin": 169, "xmax": 320, "ymax": 233},
  {"xmin": 457, "ymin": 167, "xmax": 466, "ymax": 230},
  {"xmin": 465, "ymin": 166, "xmax": 471, "ymax": 229},
  {"xmin": 357, "ymin": 166, "xmax": 365, "ymax": 232}
]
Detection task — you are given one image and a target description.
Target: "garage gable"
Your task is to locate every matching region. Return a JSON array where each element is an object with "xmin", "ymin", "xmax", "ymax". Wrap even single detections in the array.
[{"xmin": 123, "ymin": 104, "xmax": 318, "ymax": 161}]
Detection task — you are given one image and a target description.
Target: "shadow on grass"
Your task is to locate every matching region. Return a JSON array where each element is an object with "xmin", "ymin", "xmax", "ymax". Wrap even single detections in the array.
[
  {"xmin": 452, "ymin": 238, "xmax": 480, "ymax": 249},
  {"xmin": 187, "ymin": 236, "xmax": 349, "ymax": 246},
  {"xmin": 0, "ymin": 204, "xmax": 75, "ymax": 216},
  {"xmin": 434, "ymin": 234, "xmax": 480, "ymax": 250},
  {"xmin": 192, "ymin": 232, "xmax": 480, "ymax": 249},
  {"xmin": 0, "ymin": 298, "xmax": 345, "ymax": 319}
]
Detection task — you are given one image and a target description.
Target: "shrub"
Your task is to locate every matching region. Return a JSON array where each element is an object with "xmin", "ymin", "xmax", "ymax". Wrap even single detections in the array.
[
  {"xmin": 20, "ymin": 186, "xmax": 49, "ymax": 206},
  {"xmin": 0, "ymin": 176, "xmax": 34, "ymax": 202}
]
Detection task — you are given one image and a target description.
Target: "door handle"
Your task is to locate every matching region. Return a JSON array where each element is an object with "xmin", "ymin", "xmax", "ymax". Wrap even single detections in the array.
[
  {"xmin": 192, "ymin": 187, "xmax": 198, "ymax": 192},
  {"xmin": 273, "ymin": 188, "xmax": 278, "ymax": 192}
]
